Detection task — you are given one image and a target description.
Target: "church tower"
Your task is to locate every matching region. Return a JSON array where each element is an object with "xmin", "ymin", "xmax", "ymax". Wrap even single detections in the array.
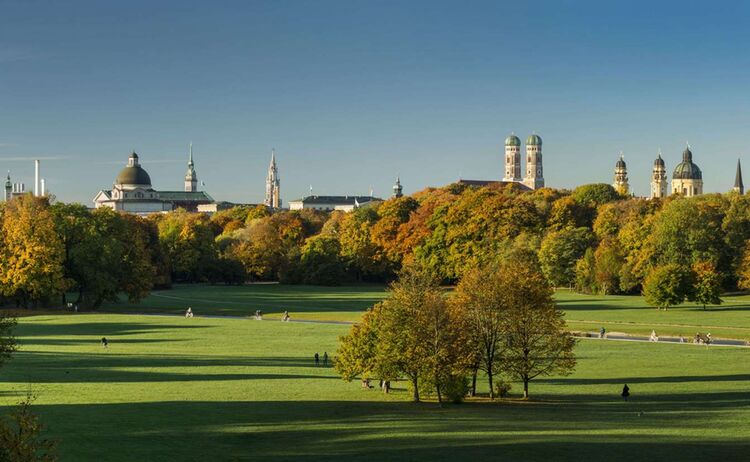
[
  {"xmin": 651, "ymin": 152, "xmax": 667, "ymax": 199},
  {"xmin": 393, "ymin": 176, "xmax": 403, "ymax": 198},
  {"xmin": 264, "ymin": 149, "xmax": 281, "ymax": 208},
  {"xmin": 503, "ymin": 134, "xmax": 522, "ymax": 182},
  {"xmin": 4, "ymin": 171, "xmax": 11, "ymax": 202},
  {"xmin": 613, "ymin": 153, "xmax": 629, "ymax": 195},
  {"xmin": 733, "ymin": 159, "xmax": 744, "ymax": 194},
  {"xmin": 184, "ymin": 143, "xmax": 198, "ymax": 192},
  {"xmin": 523, "ymin": 134, "xmax": 544, "ymax": 190}
]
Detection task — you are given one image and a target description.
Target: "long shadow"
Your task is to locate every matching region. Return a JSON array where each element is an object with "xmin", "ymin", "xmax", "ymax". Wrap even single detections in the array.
[
  {"xmin": 23, "ymin": 399, "xmax": 749, "ymax": 462},
  {"xmin": 541, "ymin": 374, "xmax": 750, "ymax": 386},
  {"xmin": 16, "ymin": 321, "xmax": 210, "ymax": 338},
  {"xmin": 2, "ymin": 351, "xmax": 338, "ymax": 383}
]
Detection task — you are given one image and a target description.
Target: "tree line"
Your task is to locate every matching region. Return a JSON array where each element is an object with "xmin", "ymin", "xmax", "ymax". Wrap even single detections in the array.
[{"xmin": 4, "ymin": 181, "xmax": 750, "ymax": 308}]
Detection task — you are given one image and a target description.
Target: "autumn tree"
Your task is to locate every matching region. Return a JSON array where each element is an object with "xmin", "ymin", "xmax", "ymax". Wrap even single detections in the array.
[
  {"xmin": 335, "ymin": 306, "xmax": 381, "ymax": 388},
  {"xmin": 643, "ymin": 264, "xmax": 693, "ymax": 310},
  {"xmin": 0, "ymin": 395, "xmax": 57, "ymax": 462},
  {"xmin": 452, "ymin": 264, "xmax": 508, "ymax": 399},
  {"xmin": 0, "ymin": 195, "xmax": 66, "ymax": 307},
  {"xmin": 499, "ymin": 263, "xmax": 576, "ymax": 399},
  {"xmin": 691, "ymin": 261, "xmax": 723, "ymax": 310}
]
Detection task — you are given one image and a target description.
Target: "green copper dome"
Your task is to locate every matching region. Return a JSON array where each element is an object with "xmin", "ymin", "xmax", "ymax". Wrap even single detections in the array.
[
  {"xmin": 116, "ymin": 152, "xmax": 152, "ymax": 186},
  {"xmin": 672, "ymin": 147, "xmax": 702, "ymax": 180},
  {"xmin": 526, "ymin": 134, "xmax": 542, "ymax": 146},
  {"xmin": 505, "ymin": 134, "xmax": 521, "ymax": 146},
  {"xmin": 616, "ymin": 156, "xmax": 626, "ymax": 168}
]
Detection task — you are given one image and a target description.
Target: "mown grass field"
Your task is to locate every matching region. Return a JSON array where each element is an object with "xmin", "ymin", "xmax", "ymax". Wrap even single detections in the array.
[
  {"xmin": 99, "ymin": 284, "xmax": 750, "ymax": 341},
  {"xmin": 1, "ymin": 314, "xmax": 748, "ymax": 461}
]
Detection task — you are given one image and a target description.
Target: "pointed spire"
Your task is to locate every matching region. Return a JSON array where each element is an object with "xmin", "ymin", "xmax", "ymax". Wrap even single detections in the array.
[
  {"xmin": 734, "ymin": 158, "xmax": 744, "ymax": 194},
  {"xmin": 189, "ymin": 142, "xmax": 193, "ymax": 165}
]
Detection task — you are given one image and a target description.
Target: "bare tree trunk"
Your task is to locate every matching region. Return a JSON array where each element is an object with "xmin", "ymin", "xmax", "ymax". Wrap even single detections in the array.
[
  {"xmin": 488, "ymin": 371, "xmax": 494, "ymax": 399},
  {"xmin": 471, "ymin": 369, "xmax": 477, "ymax": 397},
  {"xmin": 523, "ymin": 377, "xmax": 529, "ymax": 399},
  {"xmin": 412, "ymin": 376, "xmax": 420, "ymax": 402},
  {"xmin": 436, "ymin": 383, "xmax": 442, "ymax": 404}
]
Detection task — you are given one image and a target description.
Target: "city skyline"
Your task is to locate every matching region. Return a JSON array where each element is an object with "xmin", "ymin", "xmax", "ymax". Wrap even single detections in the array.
[{"xmin": 3, "ymin": 1, "xmax": 750, "ymax": 203}]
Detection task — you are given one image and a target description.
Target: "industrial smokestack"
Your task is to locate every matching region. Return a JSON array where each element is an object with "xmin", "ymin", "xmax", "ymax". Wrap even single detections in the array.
[
  {"xmin": 34, "ymin": 160, "xmax": 40, "ymax": 197},
  {"xmin": 40, "ymin": 179, "xmax": 46, "ymax": 196}
]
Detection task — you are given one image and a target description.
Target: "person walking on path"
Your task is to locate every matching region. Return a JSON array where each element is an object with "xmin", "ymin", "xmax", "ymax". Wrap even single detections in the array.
[
  {"xmin": 323, "ymin": 352, "xmax": 329, "ymax": 367},
  {"xmin": 101, "ymin": 337, "xmax": 109, "ymax": 349},
  {"xmin": 314, "ymin": 353, "xmax": 320, "ymax": 367},
  {"xmin": 599, "ymin": 327, "xmax": 606, "ymax": 339},
  {"xmin": 621, "ymin": 384, "xmax": 630, "ymax": 400},
  {"xmin": 282, "ymin": 311, "xmax": 290, "ymax": 322},
  {"xmin": 650, "ymin": 330, "xmax": 658, "ymax": 342}
]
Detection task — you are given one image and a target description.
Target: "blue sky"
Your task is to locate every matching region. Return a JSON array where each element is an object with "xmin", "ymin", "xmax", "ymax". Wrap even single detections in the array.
[{"xmin": 2, "ymin": 0, "xmax": 750, "ymax": 204}]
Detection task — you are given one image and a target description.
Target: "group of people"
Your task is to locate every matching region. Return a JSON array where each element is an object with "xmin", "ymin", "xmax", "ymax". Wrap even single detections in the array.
[
  {"xmin": 695, "ymin": 332, "xmax": 712, "ymax": 344},
  {"xmin": 314, "ymin": 352, "xmax": 329, "ymax": 367}
]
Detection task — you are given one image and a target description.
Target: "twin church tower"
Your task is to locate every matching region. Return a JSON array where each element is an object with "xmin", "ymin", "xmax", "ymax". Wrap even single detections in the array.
[{"xmin": 503, "ymin": 133, "xmax": 545, "ymax": 190}]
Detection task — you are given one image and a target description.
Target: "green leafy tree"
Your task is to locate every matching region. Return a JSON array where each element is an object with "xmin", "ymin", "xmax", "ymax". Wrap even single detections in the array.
[
  {"xmin": 538, "ymin": 227, "xmax": 594, "ymax": 287},
  {"xmin": 574, "ymin": 248, "xmax": 598, "ymax": 294},
  {"xmin": 296, "ymin": 235, "xmax": 345, "ymax": 285},
  {"xmin": 643, "ymin": 264, "xmax": 693, "ymax": 310}
]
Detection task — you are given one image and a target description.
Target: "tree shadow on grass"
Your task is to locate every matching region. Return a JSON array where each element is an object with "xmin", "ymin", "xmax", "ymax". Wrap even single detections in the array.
[
  {"xmin": 31, "ymin": 399, "xmax": 749, "ymax": 462},
  {"xmin": 3, "ymin": 351, "xmax": 339, "ymax": 383},
  {"xmin": 541, "ymin": 374, "xmax": 750, "ymax": 386},
  {"xmin": 16, "ymin": 322, "xmax": 210, "ymax": 338}
]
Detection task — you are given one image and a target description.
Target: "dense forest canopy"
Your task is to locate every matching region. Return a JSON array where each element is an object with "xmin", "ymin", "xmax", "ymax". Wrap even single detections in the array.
[{"xmin": 2, "ymin": 182, "xmax": 749, "ymax": 308}]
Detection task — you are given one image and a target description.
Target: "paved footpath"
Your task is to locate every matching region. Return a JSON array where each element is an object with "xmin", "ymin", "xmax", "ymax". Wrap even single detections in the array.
[{"xmin": 107, "ymin": 311, "xmax": 750, "ymax": 348}]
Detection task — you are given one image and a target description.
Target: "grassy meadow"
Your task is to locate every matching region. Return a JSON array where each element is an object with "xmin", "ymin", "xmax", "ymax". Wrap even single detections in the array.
[
  {"xmin": 1, "ymin": 313, "xmax": 748, "ymax": 461},
  {"xmin": 99, "ymin": 284, "xmax": 750, "ymax": 341}
]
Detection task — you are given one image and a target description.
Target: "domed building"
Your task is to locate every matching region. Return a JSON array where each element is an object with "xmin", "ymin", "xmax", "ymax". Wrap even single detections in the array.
[
  {"xmin": 671, "ymin": 145, "xmax": 703, "ymax": 197},
  {"xmin": 94, "ymin": 150, "xmax": 214, "ymax": 214}
]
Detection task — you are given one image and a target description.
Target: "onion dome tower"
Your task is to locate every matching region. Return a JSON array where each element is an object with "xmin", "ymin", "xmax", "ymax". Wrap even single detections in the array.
[
  {"xmin": 503, "ymin": 133, "xmax": 522, "ymax": 182},
  {"xmin": 392, "ymin": 176, "xmax": 403, "ymax": 198},
  {"xmin": 184, "ymin": 143, "xmax": 198, "ymax": 192},
  {"xmin": 671, "ymin": 144, "xmax": 703, "ymax": 197},
  {"xmin": 650, "ymin": 152, "xmax": 667, "ymax": 199},
  {"xmin": 613, "ymin": 153, "xmax": 629, "ymax": 195},
  {"xmin": 523, "ymin": 133, "xmax": 544, "ymax": 190}
]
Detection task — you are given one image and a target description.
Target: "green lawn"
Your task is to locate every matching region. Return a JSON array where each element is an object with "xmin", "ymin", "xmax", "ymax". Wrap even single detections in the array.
[
  {"xmin": 1, "ymin": 314, "xmax": 748, "ymax": 461},
  {"xmin": 100, "ymin": 283, "xmax": 387, "ymax": 322},
  {"xmin": 99, "ymin": 284, "xmax": 750, "ymax": 341}
]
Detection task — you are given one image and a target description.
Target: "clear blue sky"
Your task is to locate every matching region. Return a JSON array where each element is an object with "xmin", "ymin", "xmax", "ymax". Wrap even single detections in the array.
[{"xmin": 2, "ymin": 0, "xmax": 750, "ymax": 204}]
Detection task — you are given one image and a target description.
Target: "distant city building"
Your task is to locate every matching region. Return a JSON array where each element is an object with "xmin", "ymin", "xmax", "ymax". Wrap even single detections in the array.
[
  {"xmin": 733, "ymin": 159, "xmax": 744, "ymax": 194},
  {"xmin": 198, "ymin": 201, "xmax": 265, "ymax": 214},
  {"xmin": 456, "ymin": 179, "xmax": 531, "ymax": 191},
  {"xmin": 288, "ymin": 195, "xmax": 382, "ymax": 212},
  {"xmin": 613, "ymin": 154, "xmax": 629, "ymax": 195},
  {"xmin": 94, "ymin": 151, "xmax": 213, "ymax": 214},
  {"xmin": 503, "ymin": 134, "xmax": 522, "ymax": 182},
  {"xmin": 671, "ymin": 145, "xmax": 703, "ymax": 197},
  {"xmin": 264, "ymin": 149, "xmax": 281, "ymax": 208},
  {"xmin": 522, "ymin": 134, "xmax": 544, "ymax": 190},
  {"xmin": 467, "ymin": 133, "xmax": 544, "ymax": 191},
  {"xmin": 392, "ymin": 177, "xmax": 403, "ymax": 198}
]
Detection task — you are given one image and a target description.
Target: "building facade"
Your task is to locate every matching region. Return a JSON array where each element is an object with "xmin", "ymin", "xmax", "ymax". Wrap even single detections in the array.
[
  {"xmin": 288, "ymin": 195, "xmax": 382, "ymax": 212},
  {"xmin": 392, "ymin": 177, "xmax": 403, "ymax": 198},
  {"xmin": 522, "ymin": 134, "xmax": 544, "ymax": 190},
  {"xmin": 94, "ymin": 151, "xmax": 213, "ymax": 214},
  {"xmin": 650, "ymin": 153, "xmax": 668, "ymax": 199}
]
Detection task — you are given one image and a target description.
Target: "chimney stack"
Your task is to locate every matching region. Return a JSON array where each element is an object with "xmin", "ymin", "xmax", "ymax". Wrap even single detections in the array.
[
  {"xmin": 41, "ymin": 179, "xmax": 46, "ymax": 196},
  {"xmin": 34, "ymin": 160, "xmax": 40, "ymax": 197}
]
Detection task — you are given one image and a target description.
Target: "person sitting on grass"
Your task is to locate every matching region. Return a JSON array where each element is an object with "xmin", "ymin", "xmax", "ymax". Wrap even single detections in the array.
[
  {"xmin": 650, "ymin": 330, "xmax": 658, "ymax": 342},
  {"xmin": 185, "ymin": 307, "xmax": 193, "ymax": 318},
  {"xmin": 282, "ymin": 311, "xmax": 290, "ymax": 322},
  {"xmin": 101, "ymin": 337, "xmax": 109, "ymax": 349}
]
